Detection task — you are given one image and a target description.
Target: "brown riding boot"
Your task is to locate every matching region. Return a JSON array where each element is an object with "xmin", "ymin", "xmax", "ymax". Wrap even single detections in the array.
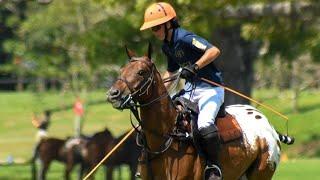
[{"xmin": 199, "ymin": 125, "xmax": 223, "ymax": 180}]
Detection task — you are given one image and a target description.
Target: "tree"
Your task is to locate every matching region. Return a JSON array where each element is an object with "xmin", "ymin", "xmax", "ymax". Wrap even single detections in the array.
[
  {"xmin": 95, "ymin": 0, "xmax": 319, "ymax": 105},
  {"xmin": 0, "ymin": 0, "xmax": 27, "ymax": 90},
  {"xmin": 211, "ymin": 1, "xmax": 320, "ymax": 105},
  {"xmin": 4, "ymin": 0, "xmax": 111, "ymax": 93},
  {"xmin": 3, "ymin": 0, "xmax": 319, "ymax": 108}
]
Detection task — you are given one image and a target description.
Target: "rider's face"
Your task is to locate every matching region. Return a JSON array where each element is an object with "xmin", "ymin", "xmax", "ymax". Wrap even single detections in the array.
[{"xmin": 151, "ymin": 24, "xmax": 165, "ymax": 40}]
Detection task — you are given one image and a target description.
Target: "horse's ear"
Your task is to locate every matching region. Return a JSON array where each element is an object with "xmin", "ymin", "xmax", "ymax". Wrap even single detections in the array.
[
  {"xmin": 125, "ymin": 45, "xmax": 136, "ymax": 59},
  {"xmin": 146, "ymin": 42, "xmax": 152, "ymax": 61}
]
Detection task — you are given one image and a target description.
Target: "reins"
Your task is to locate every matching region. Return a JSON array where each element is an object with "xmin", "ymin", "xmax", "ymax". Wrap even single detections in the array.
[
  {"xmin": 121, "ymin": 59, "xmax": 174, "ymax": 153},
  {"xmin": 118, "ymin": 59, "xmax": 177, "ymax": 180},
  {"xmin": 156, "ymin": 70, "xmax": 290, "ymax": 135},
  {"xmin": 85, "ymin": 59, "xmax": 291, "ymax": 179},
  {"xmin": 118, "ymin": 57, "xmax": 291, "ymax": 170},
  {"xmin": 161, "ymin": 71, "xmax": 289, "ymax": 121}
]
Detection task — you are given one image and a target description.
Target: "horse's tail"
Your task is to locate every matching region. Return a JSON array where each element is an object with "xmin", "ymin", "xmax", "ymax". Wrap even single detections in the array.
[
  {"xmin": 31, "ymin": 141, "xmax": 41, "ymax": 180},
  {"xmin": 277, "ymin": 132, "xmax": 295, "ymax": 145}
]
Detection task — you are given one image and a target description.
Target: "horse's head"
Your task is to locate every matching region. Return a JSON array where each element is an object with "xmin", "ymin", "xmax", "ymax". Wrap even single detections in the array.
[{"xmin": 107, "ymin": 43, "xmax": 161, "ymax": 109}]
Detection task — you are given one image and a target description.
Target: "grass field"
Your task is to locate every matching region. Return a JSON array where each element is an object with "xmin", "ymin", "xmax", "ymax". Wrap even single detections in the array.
[
  {"xmin": 0, "ymin": 159, "xmax": 319, "ymax": 180},
  {"xmin": 0, "ymin": 90, "xmax": 132, "ymax": 160},
  {"xmin": 0, "ymin": 162, "xmax": 128, "ymax": 180},
  {"xmin": 0, "ymin": 89, "xmax": 319, "ymax": 179}
]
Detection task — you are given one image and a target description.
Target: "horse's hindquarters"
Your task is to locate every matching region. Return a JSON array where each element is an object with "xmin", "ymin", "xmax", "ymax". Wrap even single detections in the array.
[{"xmin": 221, "ymin": 105, "xmax": 281, "ymax": 179}]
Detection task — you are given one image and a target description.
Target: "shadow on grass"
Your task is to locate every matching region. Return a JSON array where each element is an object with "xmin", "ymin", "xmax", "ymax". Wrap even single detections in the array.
[{"xmin": 296, "ymin": 102, "xmax": 320, "ymax": 113}]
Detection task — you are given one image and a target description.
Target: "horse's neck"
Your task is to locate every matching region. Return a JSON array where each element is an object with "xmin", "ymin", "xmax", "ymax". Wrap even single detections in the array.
[
  {"xmin": 140, "ymin": 77, "xmax": 177, "ymax": 150},
  {"xmin": 141, "ymin": 96, "xmax": 176, "ymax": 129}
]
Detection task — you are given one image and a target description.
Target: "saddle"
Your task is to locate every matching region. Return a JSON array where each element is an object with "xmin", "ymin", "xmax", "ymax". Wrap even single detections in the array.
[{"xmin": 173, "ymin": 97, "xmax": 242, "ymax": 143}]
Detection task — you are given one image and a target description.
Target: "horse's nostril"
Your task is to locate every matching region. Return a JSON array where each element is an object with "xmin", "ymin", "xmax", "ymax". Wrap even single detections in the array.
[{"xmin": 109, "ymin": 89, "xmax": 120, "ymax": 98}]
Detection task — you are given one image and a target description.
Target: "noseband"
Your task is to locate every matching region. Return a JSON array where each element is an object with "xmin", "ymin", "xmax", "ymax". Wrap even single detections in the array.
[
  {"xmin": 117, "ymin": 58, "xmax": 167, "ymax": 109},
  {"xmin": 115, "ymin": 58, "xmax": 173, "ymax": 143}
]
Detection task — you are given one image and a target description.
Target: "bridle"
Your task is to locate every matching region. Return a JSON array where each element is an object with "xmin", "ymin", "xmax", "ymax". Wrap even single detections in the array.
[
  {"xmin": 116, "ymin": 57, "xmax": 181, "ymax": 110},
  {"xmin": 115, "ymin": 57, "xmax": 173, "ymax": 145},
  {"xmin": 113, "ymin": 57, "xmax": 177, "ymax": 179},
  {"xmin": 116, "ymin": 58, "xmax": 159, "ymax": 108}
]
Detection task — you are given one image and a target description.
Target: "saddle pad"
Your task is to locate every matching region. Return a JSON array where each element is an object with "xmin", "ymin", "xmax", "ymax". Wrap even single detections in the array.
[{"xmin": 216, "ymin": 113, "xmax": 242, "ymax": 143}]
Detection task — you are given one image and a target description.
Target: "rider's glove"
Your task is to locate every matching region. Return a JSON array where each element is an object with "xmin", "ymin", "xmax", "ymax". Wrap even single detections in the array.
[{"xmin": 180, "ymin": 64, "xmax": 199, "ymax": 82}]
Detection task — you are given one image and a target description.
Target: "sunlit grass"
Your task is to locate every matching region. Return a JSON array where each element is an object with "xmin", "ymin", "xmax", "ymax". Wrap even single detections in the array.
[
  {"xmin": 0, "ymin": 88, "xmax": 319, "ymax": 160},
  {"xmin": 0, "ymin": 159, "xmax": 319, "ymax": 180}
]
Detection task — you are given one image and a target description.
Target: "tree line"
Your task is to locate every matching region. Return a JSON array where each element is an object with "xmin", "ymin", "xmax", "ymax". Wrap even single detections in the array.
[{"xmin": 0, "ymin": 0, "xmax": 319, "ymax": 107}]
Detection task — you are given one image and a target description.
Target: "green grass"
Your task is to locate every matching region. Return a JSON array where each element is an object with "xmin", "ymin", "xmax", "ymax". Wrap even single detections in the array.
[
  {"xmin": 1, "ymin": 89, "xmax": 320, "ymax": 159},
  {"xmin": 0, "ymin": 89, "xmax": 319, "ymax": 179},
  {"xmin": 0, "ymin": 162, "xmax": 130, "ymax": 180},
  {"xmin": 0, "ymin": 159, "xmax": 319, "ymax": 180},
  {"xmin": 273, "ymin": 159, "xmax": 320, "ymax": 179},
  {"xmin": 252, "ymin": 89, "xmax": 320, "ymax": 157},
  {"xmin": 0, "ymin": 90, "xmax": 131, "ymax": 160}
]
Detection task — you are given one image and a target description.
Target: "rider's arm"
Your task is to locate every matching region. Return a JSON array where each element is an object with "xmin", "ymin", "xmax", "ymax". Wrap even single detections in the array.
[
  {"xmin": 179, "ymin": 35, "xmax": 221, "ymax": 70},
  {"xmin": 195, "ymin": 46, "xmax": 220, "ymax": 69}
]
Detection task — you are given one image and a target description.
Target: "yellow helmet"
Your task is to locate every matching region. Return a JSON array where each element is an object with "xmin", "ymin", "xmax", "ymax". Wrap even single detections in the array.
[{"xmin": 140, "ymin": 2, "xmax": 177, "ymax": 31}]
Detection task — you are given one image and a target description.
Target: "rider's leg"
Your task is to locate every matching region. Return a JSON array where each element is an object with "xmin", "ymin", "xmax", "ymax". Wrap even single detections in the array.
[
  {"xmin": 184, "ymin": 84, "xmax": 224, "ymax": 179},
  {"xmin": 198, "ymin": 87, "xmax": 224, "ymax": 179},
  {"xmin": 199, "ymin": 125, "xmax": 222, "ymax": 179}
]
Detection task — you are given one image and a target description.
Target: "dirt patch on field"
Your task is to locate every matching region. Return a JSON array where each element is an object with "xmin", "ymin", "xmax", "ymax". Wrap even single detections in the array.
[{"xmin": 293, "ymin": 134, "xmax": 320, "ymax": 157}]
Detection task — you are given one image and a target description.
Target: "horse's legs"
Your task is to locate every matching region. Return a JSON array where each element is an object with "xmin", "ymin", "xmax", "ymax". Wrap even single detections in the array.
[
  {"xmin": 64, "ymin": 161, "xmax": 74, "ymax": 180},
  {"xmin": 39, "ymin": 160, "xmax": 50, "ymax": 180},
  {"xmin": 81, "ymin": 164, "xmax": 97, "ymax": 180},
  {"xmin": 106, "ymin": 166, "xmax": 113, "ymax": 180},
  {"xmin": 78, "ymin": 163, "xmax": 87, "ymax": 180},
  {"xmin": 130, "ymin": 163, "xmax": 137, "ymax": 180},
  {"xmin": 246, "ymin": 140, "xmax": 276, "ymax": 180},
  {"xmin": 31, "ymin": 158, "xmax": 37, "ymax": 180},
  {"xmin": 245, "ymin": 162, "xmax": 275, "ymax": 180},
  {"xmin": 118, "ymin": 166, "xmax": 122, "ymax": 180}
]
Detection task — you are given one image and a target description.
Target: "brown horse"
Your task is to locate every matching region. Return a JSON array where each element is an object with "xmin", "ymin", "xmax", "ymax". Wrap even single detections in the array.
[
  {"xmin": 82, "ymin": 129, "xmax": 140, "ymax": 180},
  {"xmin": 80, "ymin": 128, "xmax": 114, "ymax": 179},
  {"xmin": 31, "ymin": 137, "xmax": 87, "ymax": 180},
  {"xmin": 106, "ymin": 130, "xmax": 141, "ymax": 180},
  {"xmin": 107, "ymin": 44, "xmax": 294, "ymax": 180}
]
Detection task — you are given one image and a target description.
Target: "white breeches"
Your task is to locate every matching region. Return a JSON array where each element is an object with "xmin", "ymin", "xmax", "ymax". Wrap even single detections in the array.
[{"xmin": 183, "ymin": 82, "xmax": 224, "ymax": 130}]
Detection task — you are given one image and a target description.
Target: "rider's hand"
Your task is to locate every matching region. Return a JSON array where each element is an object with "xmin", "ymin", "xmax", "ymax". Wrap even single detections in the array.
[{"xmin": 180, "ymin": 64, "xmax": 199, "ymax": 82}]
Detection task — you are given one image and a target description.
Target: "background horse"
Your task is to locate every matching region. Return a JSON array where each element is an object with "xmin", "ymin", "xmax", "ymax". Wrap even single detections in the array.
[
  {"xmin": 81, "ymin": 128, "xmax": 114, "ymax": 179},
  {"xmin": 106, "ymin": 130, "xmax": 140, "ymax": 180},
  {"xmin": 107, "ymin": 44, "xmax": 294, "ymax": 180},
  {"xmin": 31, "ymin": 137, "xmax": 87, "ymax": 180},
  {"xmin": 82, "ymin": 129, "xmax": 140, "ymax": 180}
]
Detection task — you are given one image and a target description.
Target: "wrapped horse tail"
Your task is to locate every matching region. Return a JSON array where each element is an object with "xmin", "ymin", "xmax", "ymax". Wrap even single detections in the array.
[{"xmin": 277, "ymin": 131, "xmax": 295, "ymax": 145}]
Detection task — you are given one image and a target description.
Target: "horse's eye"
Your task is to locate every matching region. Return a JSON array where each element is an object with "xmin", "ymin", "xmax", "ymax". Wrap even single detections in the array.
[{"xmin": 138, "ymin": 70, "xmax": 146, "ymax": 76}]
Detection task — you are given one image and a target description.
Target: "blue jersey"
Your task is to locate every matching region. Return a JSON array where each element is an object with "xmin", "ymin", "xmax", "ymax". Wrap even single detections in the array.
[{"xmin": 162, "ymin": 27, "xmax": 223, "ymax": 85}]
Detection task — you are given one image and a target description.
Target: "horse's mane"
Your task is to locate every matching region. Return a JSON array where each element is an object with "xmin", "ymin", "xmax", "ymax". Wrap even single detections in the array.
[{"xmin": 91, "ymin": 128, "xmax": 113, "ymax": 139}]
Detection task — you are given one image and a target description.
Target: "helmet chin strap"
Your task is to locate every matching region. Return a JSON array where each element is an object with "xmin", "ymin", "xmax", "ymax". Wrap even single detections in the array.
[{"xmin": 164, "ymin": 22, "xmax": 173, "ymax": 43}]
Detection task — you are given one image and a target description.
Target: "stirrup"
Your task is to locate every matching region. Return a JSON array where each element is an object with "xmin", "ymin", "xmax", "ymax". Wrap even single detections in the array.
[{"xmin": 204, "ymin": 164, "xmax": 222, "ymax": 180}]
